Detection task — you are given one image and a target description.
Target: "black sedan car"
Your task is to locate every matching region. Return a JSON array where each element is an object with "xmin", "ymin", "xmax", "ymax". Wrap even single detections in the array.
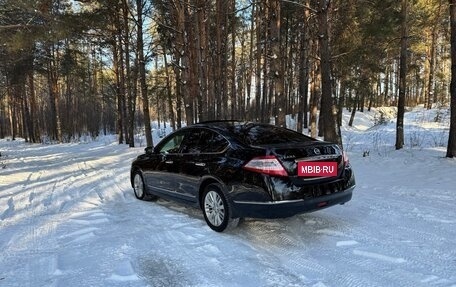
[{"xmin": 131, "ymin": 121, "xmax": 355, "ymax": 232}]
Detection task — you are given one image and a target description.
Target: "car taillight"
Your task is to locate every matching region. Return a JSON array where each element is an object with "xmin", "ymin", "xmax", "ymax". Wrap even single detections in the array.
[
  {"xmin": 343, "ymin": 151, "xmax": 350, "ymax": 166},
  {"xmin": 243, "ymin": 156, "xmax": 288, "ymax": 177}
]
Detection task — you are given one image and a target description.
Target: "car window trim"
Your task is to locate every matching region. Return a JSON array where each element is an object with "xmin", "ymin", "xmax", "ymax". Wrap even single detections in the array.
[{"xmin": 180, "ymin": 145, "xmax": 230, "ymax": 155}]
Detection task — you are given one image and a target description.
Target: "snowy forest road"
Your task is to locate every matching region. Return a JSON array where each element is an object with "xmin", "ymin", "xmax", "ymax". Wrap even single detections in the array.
[{"xmin": 0, "ymin": 137, "xmax": 455, "ymax": 287}]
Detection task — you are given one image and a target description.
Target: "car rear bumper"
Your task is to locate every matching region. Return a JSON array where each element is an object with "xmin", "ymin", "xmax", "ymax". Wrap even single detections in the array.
[{"xmin": 230, "ymin": 185, "xmax": 354, "ymax": 219}]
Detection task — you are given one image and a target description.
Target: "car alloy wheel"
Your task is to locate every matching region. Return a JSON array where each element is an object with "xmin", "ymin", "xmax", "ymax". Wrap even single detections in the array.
[
  {"xmin": 205, "ymin": 190, "xmax": 225, "ymax": 227},
  {"xmin": 202, "ymin": 183, "xmax": 239, "ymax": 232},
  {"xmin": 133, "ymin": 172, "xmax": 145, "ymax": 200}
]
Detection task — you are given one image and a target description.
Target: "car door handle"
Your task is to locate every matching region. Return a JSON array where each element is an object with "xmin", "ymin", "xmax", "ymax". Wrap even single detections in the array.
[
  {"xmin": 165, "ymin": 160, "xmax": 174, "ymax": 164},
  {"xmin": 194, "ymin": 162, "xmax": 206, "ymax": 167}
]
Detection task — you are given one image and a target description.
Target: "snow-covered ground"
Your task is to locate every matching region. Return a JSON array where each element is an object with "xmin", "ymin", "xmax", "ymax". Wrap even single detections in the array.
[{"xmin": 1, "ymin": 107, "xmax": 455, "ymax": 287}]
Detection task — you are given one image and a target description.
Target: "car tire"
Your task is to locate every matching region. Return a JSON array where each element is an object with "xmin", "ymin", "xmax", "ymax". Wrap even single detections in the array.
[
  {"xmin": 202, "ymin": 183, "xmax": 239, "ymax": 232},
  {"xmin": 132, "ymin": 171, "xmax": 157, "ymax": 201}
]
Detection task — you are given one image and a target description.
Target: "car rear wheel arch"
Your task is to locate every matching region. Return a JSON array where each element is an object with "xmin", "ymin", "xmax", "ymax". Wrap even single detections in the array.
[
  {"xmin": 198, "ymin": 177, "xmax": 226, "ymax": 209},
  {"xmin": 201, "ymin": 182, "xmax": 239, "ymax": 232}
]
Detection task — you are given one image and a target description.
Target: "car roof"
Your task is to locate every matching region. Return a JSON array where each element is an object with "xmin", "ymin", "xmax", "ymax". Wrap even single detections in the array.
[
  {"xmin": 189, "ymin": 120, "xmax": 265, "ymax": 133},
  {"xmin": 192, "ymin": 120, "xmax": 246, "ymax": 126},
  {"xmin": 191, "ymin": 120, "xmax": 265, "ymax": 128},
  {"xmin": 181, "ymin": 120, "xmax": 318, "ymax": 146}
]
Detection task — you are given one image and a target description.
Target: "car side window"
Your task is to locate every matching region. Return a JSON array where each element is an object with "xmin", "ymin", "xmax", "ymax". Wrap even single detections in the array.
[
  {"xmin": 159, "ymin": 133, "xmax": 184, "ymax": 154},
  {"xmin": 180, "ymin": 129, "xmax": 228, "ymax": 154},
  {"xmin": 200, "ymin": 131, "xmax": 228, "ymax": 153},
  {"xmin": 180, "ymin": 129, "xmax": 203, "ymax": 154}
]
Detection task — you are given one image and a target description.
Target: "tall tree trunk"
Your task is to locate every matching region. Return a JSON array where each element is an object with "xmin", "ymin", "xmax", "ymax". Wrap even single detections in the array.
[
  {"xmin": 246, "ymin": 2, "xmax": 255, "ymax": 120},
  {"xmin": 214, "ymin": 0, "xmax": 228, "ymax": 119},
  {"xmin": 261, "ymin": 53, "xmax": 269, "ymax": 123},
  {"xmin": 27, "ymin": 70, "xmax": 38, "ymax": 143},
  {"xmin": 318, "ymin": 0, "xmax": 340, "ymax": 144},
  {"xmin": 348, "ymin": 91, "xmax": 357, "ymax": 127},
  {"xmin": 20, "ymin": 88, "xmax": 27, "ymax": 141},
  {"xmin": 384, "ymin": 64, "xmax": 390, "ymax": 105},
  {"xmin": 182, "ymin": 2, "xmax": 194, "ymax": 125},
  {"xmin": 122, "ymin": 0, "xmax": 135, "ymax": 147},
  {"xmin": 309, "ymin": 62, "xmax": 320, "ymax": 138},
  {"xmin": 163, "ymin": 50, "xmax": 176, "ymax": 131},
  {"xmin": 338, "ymin": 79, "xmax": 346, "ymax": 127},
  {"xmin": 9, "ymin": 75, "xmax": 24, "ymax": 140},
  {"xmin": 215, "ymin": 0, "xmax": 223, "ymax": 118},
  {"xmin": 197, "ymin": 0, "xmax": 208, "ymax": 121},
  {"xmin": 113, "ymin": 39, "xmax": 124, "ymax": 144},
  {"xmin": 254, "ymin": 4, "xmax": 263, "ymax": 121},
  {"xmin": 136, "ymin": 0, "xmax": 153, "ymax": 147},
  {"xmin": 175, "ymin": 69, "xmax": 183, "ymax": 129},
  {"xmin": 230, "ymin": 0, "xmax": 237, "ymax": 119},
  {"xmin": 427, "ymin": 30, "xmax": 437, "ymax": 109},
  {"xmin": 237, "ymin": 18, "xmax": 246, "ymax": 120},
  {"xmin": 221, "ymin": 2, "xmax": 229, "ymax": 119},
  {"xmin": 120, "ymin": 43, "xmax": 128, "ymax": 143},
  {"xmin": 113, "ymin": 4, "xmax": 125, "ymax": 144},
  {"xmin": 48, "ymin": 46, "xmax": 62, "ymax": 143},
  {"xmin": 396, "ymin": 0, "xmax": 408, "ymax": 150},
  {"xmin": 8, "ymin": 86, "xmax": 17, "ymax": 141},
  {"xmin": 172, "ymin": 1, "xmax": 185, "ymax": 128},
  {"xmin": 270, "ymin": 0, "xmax": 285, "ymax": 127},
  {"xmin": 297, "ymin": 5, "xmax": 310, "ymax": 133},
  {"xmin": 22, "ymin": 80, "xmax": 33, "ymax": 142},
  {"xmin": 428, "ymin": 0, "xmax": 443, "ymax": 109},
  {"xmin": 447, "ymin": 0, "xmax": 456, "ymax": 157}
]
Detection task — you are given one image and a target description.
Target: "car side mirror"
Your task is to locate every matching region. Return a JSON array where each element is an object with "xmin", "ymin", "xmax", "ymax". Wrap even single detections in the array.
[{"xmin": 145, "ymin": 146, "xmax": 154, "ymax": 155}]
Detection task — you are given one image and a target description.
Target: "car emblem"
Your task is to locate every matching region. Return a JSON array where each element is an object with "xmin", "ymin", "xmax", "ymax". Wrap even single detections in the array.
[{"xmin": 313, "ymin": 148, "xmax": 321, "ymax": 155}]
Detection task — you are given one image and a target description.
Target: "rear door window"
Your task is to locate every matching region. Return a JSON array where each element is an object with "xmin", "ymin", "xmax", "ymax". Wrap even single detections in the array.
[
  {"xmin": 180, "ymin": 129, "xmax": 203, "ymax": 154},
  {"xmin": 199, "ymin": 131, "xmax": 229, "ymax": 153},
  {"xmin": 180, "ymin": 129, "xmax": 228, "ymax": 154}
]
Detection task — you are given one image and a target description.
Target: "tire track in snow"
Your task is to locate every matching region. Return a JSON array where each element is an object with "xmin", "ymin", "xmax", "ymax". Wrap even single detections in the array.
[
  {"xmin": 1, "ymin": 153, "xmax": 122, "ymax": 285},
  {"xmin": 46, "ymin": 209, "xmax": 114, "ymax": 282},
  {"xmin": 25, "ymin": 184, "xmax": 60, "ymax": 285},
  {"xmin": 237, "ymin": 218, "xmax": 331, "ymax": 280},
  {"xmin": 113, "ymin": 173, "xmax": 130, "ymax": 202},
  {"xmin": 23, "ymin": 157, "xmax": 83, "ymax": 215},
  {"xmin": 236, "ymin": 213, "xmax": 418, "ymax": 287},
  {"xmin": 309, "ymin": 220, "xmax": 435, "ymax": 287},
  {"xmin": 0, "ymin": 140, "xmax": 144, "ymax": 286},
  {"xmin": 39, "ymin": 155, "xmax": 111, "ymax": 212},
  {"xmin": 329, "ymin": 186, "xmax": 455, "ymax": 287},
  {"xmin": 334, "ymin": 273, "xmax": 380, "ymax": 287},
  {"xmin": 352, "ymin": 249, "xmax": 406, "ymax": 263},
  {"xmin": 20, "ymin": 213, "xmax": 60, "ymax": 287}
]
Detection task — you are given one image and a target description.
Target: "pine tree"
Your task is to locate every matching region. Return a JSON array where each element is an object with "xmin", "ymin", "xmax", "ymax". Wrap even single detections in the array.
[{"xmin": 447, "ymin": 0, "xmax": 456, "ymax": 158}]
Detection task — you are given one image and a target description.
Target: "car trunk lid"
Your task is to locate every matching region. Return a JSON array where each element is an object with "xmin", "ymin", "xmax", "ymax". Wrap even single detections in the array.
[{"xmin": 253, "ymin": 142, "xmax": 343, "ymax": 182}]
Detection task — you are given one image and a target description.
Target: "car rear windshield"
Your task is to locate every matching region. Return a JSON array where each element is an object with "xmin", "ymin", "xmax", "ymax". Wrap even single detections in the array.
[{"xmin": 231, "ymin": 124, "xmax": 313, "ymax": 145}]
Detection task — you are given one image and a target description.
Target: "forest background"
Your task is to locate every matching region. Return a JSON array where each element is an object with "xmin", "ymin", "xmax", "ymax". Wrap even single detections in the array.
[{"xmin": 1, "ymin": 0, "xmax": 455, "ymax": 157}]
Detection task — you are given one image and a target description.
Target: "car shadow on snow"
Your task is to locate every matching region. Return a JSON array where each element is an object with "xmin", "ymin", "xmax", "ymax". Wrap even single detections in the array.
[
  {"xmin": 133, "ymin": 199, "xmax": 355, "ymax": 286},
  {"xmin": 151, "ymin": 197, "xmax": 354, "ymax": 249},
  {"xmin": 235, "ymin": 213, "xmax": 354, "ymax": 249}
]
